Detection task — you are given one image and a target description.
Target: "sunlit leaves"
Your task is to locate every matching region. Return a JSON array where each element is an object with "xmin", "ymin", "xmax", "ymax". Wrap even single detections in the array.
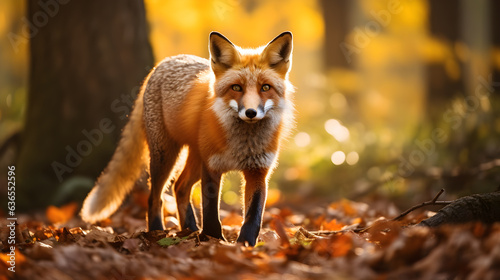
[{"xmin": 46, "ymin": 202, "xmax": 79, "ymax": 224}]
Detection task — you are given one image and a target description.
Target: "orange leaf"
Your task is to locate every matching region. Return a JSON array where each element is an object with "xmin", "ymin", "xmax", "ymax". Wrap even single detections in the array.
[
  {"xmin": 270, "ymin": 215, "xmax": 290, "ymax": 247},
  {"xmin": 331, "ymin": 234, "xmax": 353, "ymax": 257},
  {"xmin": 222, "ymin": 211, "xmax": 243, "ymax": 227},
  {"xmin": 46, "ymin": 202, "xmax": 78, "ymax": 224},
  {"xmin": 312, "ymin": 214, "xmax": 326, "ymax": 229},
  {"xmin": 328, "ymin": 199, "xmax": 359, "ymax": 217},
  {"xmin": 278, "ymin": 207, "xmax": 294, "ymax": 220},
  {"xmin": 97, "ymin": 218, "xmax": 112, "ymax": 227},
  {"xmin": 0, "ymin": 249, "xmax": 26, "ymax": 268},
  {"xmin": 322, "ymin": 219, "xmax": 345, "ymax": 231},
  {"xmin": 313, "ymin": 233, "xmax": 352, "ymax": 257},
  {"xmin": 351, "ymin": 217, "xmax": 362, "ymax": 225},
  {"xmin": 265, "ymin": 189, "xmax": 281, "ymax": 207}
]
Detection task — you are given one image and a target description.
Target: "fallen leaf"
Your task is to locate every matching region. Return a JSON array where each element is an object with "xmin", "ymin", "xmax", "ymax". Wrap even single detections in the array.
[
  {"xmin": 270, "ymin": 215, "xmax": 290, "ymax": 247},
  {"xmin": 259, "ymin": 230, "xmax": 281, "ymax": 249},
  {"xmin": 157, "ymin": 236, "xmax": 188, "ymax": 247},
  {"xmin": 321, "ymin": 219, "xmax": 345, "ymax": 231},
  {"xmin": 33, "ymin": 229, "xmax": 53, "ymax": 241},
  {"xmin": 58, "ymin": 227, "xmax": 78, "ymax": 244},
  {"xmin": 46, "ymin": 202, "xmax": 78, "ymax": 224},
  {"xmin": 222, "ymin": 211, "xmax": 243, "ymax": 226},
  {"xmin": 122, "ymin": 238, "xmax": 141, "ymax": 253},
  {"xmin": 329, "ymin": 199, "xmax": 358, "ymax": 217},
  {"xmin": 0, "ymin": 249, "xmax": 26, "ymax": 267},
  {"xmin": 291, "ymin": 227, "xmax": 316, "ymax": 246},
  {"xmin": 313, "ymin": 233, "xmax": 353, "ymax": 257},
  {"xmin": 366, "ymin": 219, "xmax": 402, "ymax": 247}
]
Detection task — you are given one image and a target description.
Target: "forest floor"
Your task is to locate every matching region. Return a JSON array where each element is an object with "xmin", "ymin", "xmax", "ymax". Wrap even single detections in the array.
[{"xmin": 1, "ymin": 191, "xmax": 500, "ymax": 280}]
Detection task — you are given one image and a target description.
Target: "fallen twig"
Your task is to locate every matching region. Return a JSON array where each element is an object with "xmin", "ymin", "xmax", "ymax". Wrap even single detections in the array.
[
  {"xmin": 391, "ymin": 189, "xmax": 452, "ymax": 221},
  {"xmin": 315, "ymin": 189, "xmax": 453, "ymax": 236}
]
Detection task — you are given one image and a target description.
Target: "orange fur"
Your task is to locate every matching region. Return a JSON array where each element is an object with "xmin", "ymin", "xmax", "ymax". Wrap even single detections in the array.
[{"xmin": 81, "ymin": 31, "xmax": 294, "ymax": 247}]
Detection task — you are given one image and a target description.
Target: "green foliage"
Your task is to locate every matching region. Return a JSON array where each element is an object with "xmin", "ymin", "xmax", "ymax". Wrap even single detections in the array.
[{"xmin": 157, "ymin": 236, "xmax": 189, "ymax": 247}]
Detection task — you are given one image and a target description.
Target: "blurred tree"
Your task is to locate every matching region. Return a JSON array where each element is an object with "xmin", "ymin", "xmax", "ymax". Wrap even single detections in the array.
[
  {"xmin": 490, "ymin": 0, "xmax": 500, "ymax": 82},
  {"xmin": 492, "ymin": 0, "xmax": 500, "ymax": 84},
  {"xmin": 16, "ymin": 0, "xmax": 154, "ymax": 210},
  {"xmin": 426, "ymin": 0, "xmax": 465, "ymax": 119},
  {"xmin": 322, "ymin": 0, "xmax": 351, "ymax": 69}
]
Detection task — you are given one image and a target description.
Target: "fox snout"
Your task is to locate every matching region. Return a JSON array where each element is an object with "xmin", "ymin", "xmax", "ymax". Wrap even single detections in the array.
[{"xmin": 230, "ymin": 99, "xmax": 274, "ymax": 123}]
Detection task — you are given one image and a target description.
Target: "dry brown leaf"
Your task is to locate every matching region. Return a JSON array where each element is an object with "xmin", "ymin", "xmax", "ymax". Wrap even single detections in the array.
[
  {"xmin": 79, "ymin": 227, "xmax": 119, "ymax": 245},
  {"xmin": 25, "ymin": 242, "xmax": 54, "ymax": 260},
  {"xmin": 366, "ymin": 219, "xmax": 402, "ymax": 247},
  {"xmin": 270, "ymin": 215, "xmax": 290, "ymax": 247},
  {"xmin": 58, "ymin": 227, "xmax": 78, "ymax": 244},
  {"xmin": 278, "ymin": 207, "xmax": 294, "ymax": 220},
  {"xmin": 259, "ymin": 230, "xmax": 281, "ymax": 249},
  {"xmin": 313, "ymin": 233, "xmax": 353, "ymax": 257},
  {"xmin": 33, "ymin": 228, "xmax": 53, "ymax": 241},
  {"xmin": 13, "ymin": 196, "xmax": 500, "ymax": 279},
  {"xmin": 122, "ymin": 238, "xmax": 141, "ymax": 253}
]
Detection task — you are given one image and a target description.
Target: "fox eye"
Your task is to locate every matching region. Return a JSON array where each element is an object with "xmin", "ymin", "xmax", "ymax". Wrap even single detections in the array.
[
  {"xmin": 261, "ymin": 84, "xmax": 271, "ymax": 91},
  {"xmin": 231, "ymin": 84, "xmax": 242, "ymax": 92}
]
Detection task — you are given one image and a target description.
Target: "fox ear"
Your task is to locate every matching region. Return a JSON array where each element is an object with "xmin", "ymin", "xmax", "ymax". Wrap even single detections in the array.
[
  {"xmin": 262, "ymin": 32, "xmax": 293, "ymax": 76},
  {"xmin": 209, "ymin": 32, "xmax": 240, "ymax": 75}
]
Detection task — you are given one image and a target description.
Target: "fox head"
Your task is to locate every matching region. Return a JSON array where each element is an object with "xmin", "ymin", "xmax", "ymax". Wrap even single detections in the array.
[{"xmin": 209, "ymin": 32, "xmax": 293, "ymax": 123}]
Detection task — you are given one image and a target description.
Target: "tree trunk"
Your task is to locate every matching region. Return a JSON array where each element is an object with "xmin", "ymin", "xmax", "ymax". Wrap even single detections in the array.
[
  {"xmin": 321, "ymin": 0, "xmax": 352, "ymax": 69},
  {"xmin": 490, "ymin": 0, "xmax": 500, "ymax": 88},
  {"xmin": 425, "ymin": 0, "xmax": 465, "ymax": 119},
  {"xmin": 16, "ymin": 0, "xmax": 154, "ymax": 210}
]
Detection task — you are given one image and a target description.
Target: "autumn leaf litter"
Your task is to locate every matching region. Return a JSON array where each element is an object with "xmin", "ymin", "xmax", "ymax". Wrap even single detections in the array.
[{"xmin": 1, "ymin": 198, "xmax": 500, "ymax": 279}]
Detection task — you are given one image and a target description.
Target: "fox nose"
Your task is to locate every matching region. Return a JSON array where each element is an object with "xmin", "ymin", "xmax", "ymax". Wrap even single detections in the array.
[{"xmin": 245, "ymin": 109, "xmax": 257, "ymax": 119}]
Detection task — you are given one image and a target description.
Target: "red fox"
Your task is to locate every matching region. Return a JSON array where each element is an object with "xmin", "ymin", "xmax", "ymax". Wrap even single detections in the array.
[{"xmin": 81, "ymin": 32, "xmax": 294, "ymax": 246}]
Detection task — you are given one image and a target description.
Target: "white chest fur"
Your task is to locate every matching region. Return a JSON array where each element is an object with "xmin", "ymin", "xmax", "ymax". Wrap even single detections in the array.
[{"xmin": 208, "ymin": 98, "xmax": 283, "ymax": 171}]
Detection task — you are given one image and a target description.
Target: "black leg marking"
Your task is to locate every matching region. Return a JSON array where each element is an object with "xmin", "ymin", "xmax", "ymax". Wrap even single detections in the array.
[
  {"xmin": 149, "ymin": 214, "xmax": 164, "ymax": 231},
  {"xmin": 237, "ymin": 191, "xmax": 265, "ymax": 246},
  {"xmin": 200, "ymin": 167, "xmax": 225, "ymax": 240},
  {"xmin": 183, "ymin": 203, "xmax": 199, "ymax": 232}
]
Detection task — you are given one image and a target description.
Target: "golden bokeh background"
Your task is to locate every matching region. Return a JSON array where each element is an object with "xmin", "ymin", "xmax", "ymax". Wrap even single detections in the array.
[{"xmin": 1, "ymin": 0, "xmax": 500, "ymax": 209}]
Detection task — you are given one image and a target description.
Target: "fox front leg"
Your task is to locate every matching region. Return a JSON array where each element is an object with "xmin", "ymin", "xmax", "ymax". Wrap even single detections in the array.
[
  {"xmin": 200, "ymin": 167, "xmax": 225, "ymax": 240},
  {"xmin": 237, "ymin": 168, "xmax": 269, "ymax": 246}
]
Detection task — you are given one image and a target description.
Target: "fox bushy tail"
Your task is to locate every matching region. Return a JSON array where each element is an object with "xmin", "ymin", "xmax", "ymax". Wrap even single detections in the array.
[{"xmin": 81, "ymin": 80, "xmax": 150, "ymax": 223}]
